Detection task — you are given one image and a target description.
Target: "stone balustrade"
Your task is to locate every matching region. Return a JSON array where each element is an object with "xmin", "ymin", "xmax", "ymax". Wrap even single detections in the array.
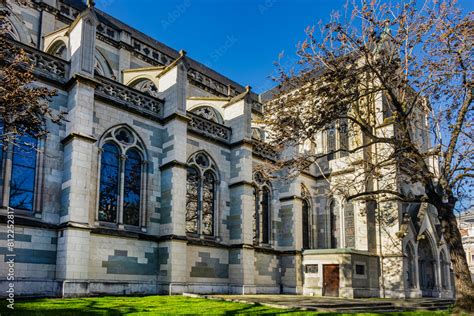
[
  {"xmin": 7, "ymin": 39, "xmax": 70, "ymax": 83},
  {"xmin": 95, "ymin": 75, "xmax": 164, "ymax": 119},
  {"xmin": 187, "ymin": 112, "xmax": 232, "ymax": 143},
  {"xmin": 253, "ymin": 140, "xmax": 279, "ymax": 161}
]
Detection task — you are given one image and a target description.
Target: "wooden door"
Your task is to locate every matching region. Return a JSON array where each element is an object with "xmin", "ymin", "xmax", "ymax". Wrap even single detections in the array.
[{"xmin": 323, "ymin": 264, "xmax": 339, "ymax": 297}]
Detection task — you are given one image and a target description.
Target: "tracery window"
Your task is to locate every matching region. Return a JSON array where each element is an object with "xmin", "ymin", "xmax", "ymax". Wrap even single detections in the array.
[
  {"xmin": 98, "ymin": 126, "xmax": 146, "ymax": 227},
  {"xmin": 47, "ymin": 41, "xmax": 67, "ymax": 60},
  {"xmin": 253, "ymin": 171, "xmax": 271, "ymax": 245},
  {"xmin": 326, "ymin": 118, "xmax": 350, "ymax": 160},
  {"xmin": 301, "ymin": 185, "xmax": 312, "ymax": 249},
  {"xmin": 190, "ymin": 106, "xmax": 223, "ymax": 124},
  {"xmin": 251, "ymin": 127, "xmax": 265, "ymax": 141},
  {"xmin": 186, "ymin": 152, "xmax": 218, "ymax": 236},
  {"xmin": 326, "ymin": 124, "xmax": 336, "ymax": 161},
  {"xmin": 131, "ymin": 79, "xmax": 159, "ymax": 98}
]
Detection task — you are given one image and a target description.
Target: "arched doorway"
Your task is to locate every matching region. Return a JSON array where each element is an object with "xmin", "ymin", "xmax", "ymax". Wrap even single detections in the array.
[{"xmin": 418, "ymin": 237, "xmax": 437, "ymax": 296}]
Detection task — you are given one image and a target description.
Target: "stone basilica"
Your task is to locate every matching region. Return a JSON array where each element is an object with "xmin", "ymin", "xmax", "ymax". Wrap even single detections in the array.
[{"xmin": 0, "ymin": 0, "xmax": 454, "ymax": 299}]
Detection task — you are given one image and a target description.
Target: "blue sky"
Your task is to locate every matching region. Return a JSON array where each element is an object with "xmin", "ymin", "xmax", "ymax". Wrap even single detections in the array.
[{"xmin": 95, "ymin": 0, "xmax": 473, "ymax": 94}]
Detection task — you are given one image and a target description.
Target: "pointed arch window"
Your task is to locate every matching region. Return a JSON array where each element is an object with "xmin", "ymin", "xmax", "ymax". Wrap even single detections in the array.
[
  {"xmin": 47, "ymin": 40, "xmax": 67, "ymax": 60},
  {"xmin": 186, "ymin": 152, "xmax": 218, "ymax": 237},
  {"xmin": 301, "ymin": 185, "xmax": 312, "ymax": 249},
  {"xmin": 405, "ymin": 242, "xmax": 416, "ymax": 288},
  {"xmin": 326, "ymin": 117, "xmax": 350, "ymax": 160},
  {"xmin": 253, "ymin": 172, "xmax": 271, "ymax": 246},
  {"xmin": 329, "ymin": 200, "xmax": 340, "ymax": 249},
  {"xmin": 97, "ymin": 126, "xmax": 146, "ymax": 228},
  {"xmin": 0, "ymin": 124, "xmax": 41, "ymax": 214},
  {"xmin": 344, "ymin": 201, "xmax": 355, "ymax": 248},
  {"xmin": 440, "ymin": 250, "xmax": 449, "ymax": 289}
]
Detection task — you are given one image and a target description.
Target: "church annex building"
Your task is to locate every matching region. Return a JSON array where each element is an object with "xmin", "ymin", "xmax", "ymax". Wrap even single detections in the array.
[{"xmin": 0, "ymin": 0, "xmax": 454, "ymax": 299}]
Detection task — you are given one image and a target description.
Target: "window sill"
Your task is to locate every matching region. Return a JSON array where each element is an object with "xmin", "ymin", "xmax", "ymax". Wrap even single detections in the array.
[
  {"xmin": 186, "ymin": 233, "xmax": 219, "ymax": 242},
  {"xmin": 0, "ymin": 206, "xmax": 40, "ymax": 218},
  {"xmin": 95, "ymin": 221, "xmax": 146, "ymax": 233}
]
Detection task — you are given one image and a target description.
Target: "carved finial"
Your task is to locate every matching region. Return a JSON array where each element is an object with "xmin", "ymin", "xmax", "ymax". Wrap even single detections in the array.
[
  {"xmin": 245, "ymin": 85, "xmax": 251, "ymax": 92},
  {"xmin": 179, "ymin": 49, "xmax": 187, "ymax": 57},
  {"xmin": 87, "ymin": 0, "xmax": 95, "ymax": 8}
]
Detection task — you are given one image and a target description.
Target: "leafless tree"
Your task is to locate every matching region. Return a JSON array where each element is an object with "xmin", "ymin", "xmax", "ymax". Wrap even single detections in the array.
[{"xmin": 264, "ymin": 0, "xmax": 473, "ymax": 310}]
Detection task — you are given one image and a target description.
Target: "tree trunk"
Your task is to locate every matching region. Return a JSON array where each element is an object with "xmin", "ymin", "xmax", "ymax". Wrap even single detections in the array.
[{"xmin": 441, "ymin": 207, "xmax": 474, "ymax": 312}]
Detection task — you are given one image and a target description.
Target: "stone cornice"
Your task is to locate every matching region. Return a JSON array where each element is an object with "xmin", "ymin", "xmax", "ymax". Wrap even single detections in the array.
[
  {"xmin": 159, "ymin": 160, "xmax": 187, "ymax": 171},
  {"xmin": 228, "ymin": 180, "xmax": 254, "ymax": 188},
  {"xmin": 61, "ymin": 133, "xmax": 97, "ymax": 145}
]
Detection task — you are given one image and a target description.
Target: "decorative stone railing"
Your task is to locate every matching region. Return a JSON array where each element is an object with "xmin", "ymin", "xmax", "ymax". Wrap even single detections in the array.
[
  {"xmin": 252, "ymin": 101, "xmax": 264, "ymax": 113},
  {"xmin": 187, "ymin": 68, "xmax": 238, "ymax": 98},
  {"xmin": 187, "ymin": 112, "xmax": 232, "ymax": 143},
  {"xmin": 7, "ymin": 39, "xmax": 70, "ymax": 83},
  {"xmin": 95, "ymin": 75, "xmax": 164, "ymax": 119},
  {"xmin": 253, "ymin": 140, "xmax": 279, "ymax": 161}
]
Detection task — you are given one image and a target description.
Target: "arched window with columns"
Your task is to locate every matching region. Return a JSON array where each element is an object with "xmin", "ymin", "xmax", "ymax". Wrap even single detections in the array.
[
  {"xmin": 253, "ymin": 171, "xmax": 271, "ymax": 245},
  {"xmin": 185, "ymin": 152, "xmax": 218, "ymax": 237},
  {"xmin": 97, "ymin": 126, "xmax": 147, "ymax": 227}
]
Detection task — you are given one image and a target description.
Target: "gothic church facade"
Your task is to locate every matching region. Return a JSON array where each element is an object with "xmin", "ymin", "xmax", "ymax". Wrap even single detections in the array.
[{"xmin": 0, "ymin": 0, "xmax": 454, "ymax": 299}]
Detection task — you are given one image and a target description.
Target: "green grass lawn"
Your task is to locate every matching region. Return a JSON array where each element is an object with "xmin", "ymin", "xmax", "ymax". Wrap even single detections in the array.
[{"xmin": 0, "ymin": 295, "xmax": 452, "ymax": 315}]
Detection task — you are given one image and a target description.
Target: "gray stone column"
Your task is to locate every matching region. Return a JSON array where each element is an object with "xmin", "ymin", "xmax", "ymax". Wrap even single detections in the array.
[
  {"xmin": 223, "ymin": 93, "xmax": 256, "ymax": 294},
  {"xmin": 156, "ymin": 59, "xmax": 189, "ymax": 293},
  {"xmin": 56, "ymin": 7, "xmax": 98, "ymax": 296}
]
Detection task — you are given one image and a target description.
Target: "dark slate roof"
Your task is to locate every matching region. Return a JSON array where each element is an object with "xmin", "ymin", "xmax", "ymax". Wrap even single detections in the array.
[{"xmin": 62, "ymin": 0, "xmax": 247, "ymax": 95}]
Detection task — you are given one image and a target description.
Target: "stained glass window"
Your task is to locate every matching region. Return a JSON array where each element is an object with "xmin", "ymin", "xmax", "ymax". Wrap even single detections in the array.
[
  {"xmin": 202, "ymin": 172, "xmax": 215, "ymax": 236},
  {"xmin": 123, "ymin": 149, "xmax": 141, "ymax": 226},
  {"xmin": 97, "ymin": 126, "xmax": 146, "ymax": 227},
  {"xmin": 253, "ymin": 187, "xmax": 259, "ymax": 245},
  {"xmin": 186, "ymin": 167, "xmax": 199, "ymax": 234},
  {"xmin": 261, "ymin": 187, "xmax": 270, "ymax": 244},
  {"xmin": 98, "ymin": 142, "xmax": 120, "ymax": 222},
  {"xmin": 185, "ymin": 152, "xmax": 218, "ymax": 237},
  {"xmin": 339, "ymin": 119, "xmax": 349, "ymax": 157},
  {"xmin": 301, "ymin": 185, "xmax": 311, "ymax": 249},
  {"xmin": 302, "ymin": 199, "xmax": 310, "ymax": 249},
  {"xmin": 253, "ymin": 172, "xmax": 271, "ymax": 246},
  {"xmin": 329, "ymin": 201, "xmax": 339, "ymax": 248},
  {"xmin": 10, "ymin": 134, "xmax": 37, "ymax": 211},
  {"xmin": 327, "ymin": 124, "xmax": 336, "ymax": 161}
]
